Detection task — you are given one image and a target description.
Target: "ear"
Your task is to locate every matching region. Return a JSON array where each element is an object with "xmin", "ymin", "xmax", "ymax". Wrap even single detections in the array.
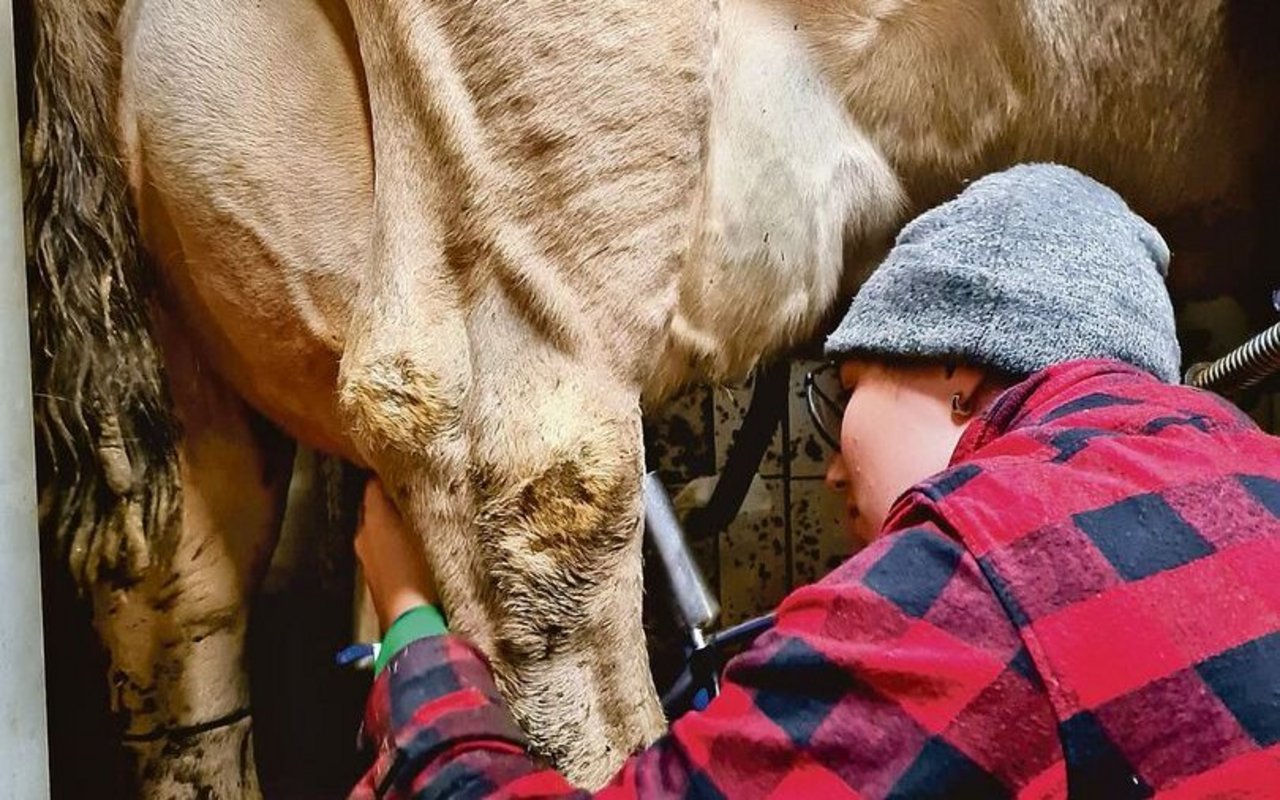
[{"xmin": 946, "ymin": 365, "xmax": 1004, "ymax": 417}]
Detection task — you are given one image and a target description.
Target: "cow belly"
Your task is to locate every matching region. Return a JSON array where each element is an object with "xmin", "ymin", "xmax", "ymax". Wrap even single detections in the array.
[
  {"xmin": 649, "ymin": 0, "xmax": 907, "ymax": 399},
  {"xmin": 119, "ymin": 0, "xmax": 373, "ymax": 458}
]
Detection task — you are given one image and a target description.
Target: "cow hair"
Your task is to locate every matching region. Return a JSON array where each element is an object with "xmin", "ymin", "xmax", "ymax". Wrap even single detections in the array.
[{"xmin": 24, "ymin": 0, "xmax": 180, "ymax": 588}]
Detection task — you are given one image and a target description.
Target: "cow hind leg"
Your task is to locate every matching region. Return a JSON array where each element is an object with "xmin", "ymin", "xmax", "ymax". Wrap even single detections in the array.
[{"xmin": 90, "ymin": 319, "xmax": 295, "ymax": 799}]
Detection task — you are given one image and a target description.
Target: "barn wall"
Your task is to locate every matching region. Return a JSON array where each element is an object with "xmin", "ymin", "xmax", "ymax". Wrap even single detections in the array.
[{"xmin": 0, "ymin": 0, "xmax": 49, "ymax": 794}]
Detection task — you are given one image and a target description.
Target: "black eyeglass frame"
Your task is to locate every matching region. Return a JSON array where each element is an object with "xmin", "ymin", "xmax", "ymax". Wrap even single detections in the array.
[{"xmin": 803, "ymin": 362, "xmax": 845, "ymax": 453}]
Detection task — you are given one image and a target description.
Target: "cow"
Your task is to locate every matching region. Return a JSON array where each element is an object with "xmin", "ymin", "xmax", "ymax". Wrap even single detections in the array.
[{"xmin": 25, "ymin": 0, "xmax": 1277, "ymax": 795}]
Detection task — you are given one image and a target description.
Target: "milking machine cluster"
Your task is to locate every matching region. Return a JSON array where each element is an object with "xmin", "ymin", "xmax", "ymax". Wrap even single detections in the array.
[{"xmin": 643, "ymin": 472, "xmax": 776, "ymax": 719}]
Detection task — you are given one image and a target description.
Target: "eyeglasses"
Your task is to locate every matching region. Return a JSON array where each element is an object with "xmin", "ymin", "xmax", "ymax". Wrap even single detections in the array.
[{"xmin": 803, "ymin": 363, "xmax": 847, "ymax": 453}]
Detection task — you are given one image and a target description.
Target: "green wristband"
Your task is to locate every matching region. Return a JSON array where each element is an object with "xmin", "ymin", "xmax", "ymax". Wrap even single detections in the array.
[{"xmin": 375, "ymin": 604, "xmax": 449, "ymax": 675}]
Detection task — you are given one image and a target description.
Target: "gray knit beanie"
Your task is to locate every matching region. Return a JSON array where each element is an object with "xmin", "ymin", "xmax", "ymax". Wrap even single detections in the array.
[{"xmin": 824, "ymin": 163, "xmax": 1181, "ymax": 382}]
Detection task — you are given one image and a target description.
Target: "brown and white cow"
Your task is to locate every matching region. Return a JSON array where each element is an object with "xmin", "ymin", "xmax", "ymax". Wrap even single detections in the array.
[{"xmin": 25, "ymin": 0, "xmax": 1277, "ymax": 795}]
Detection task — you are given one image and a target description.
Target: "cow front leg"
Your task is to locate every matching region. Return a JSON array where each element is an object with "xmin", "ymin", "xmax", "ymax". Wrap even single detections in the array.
[{"xmin": 90, "ymin": 322, "xmax": 294, "ymax": 799}]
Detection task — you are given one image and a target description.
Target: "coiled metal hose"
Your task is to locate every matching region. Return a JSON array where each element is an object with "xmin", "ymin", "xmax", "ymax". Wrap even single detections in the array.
[{"xmin": 1185, "ymin": 320, "xmax": 1280, "ymax": 394}]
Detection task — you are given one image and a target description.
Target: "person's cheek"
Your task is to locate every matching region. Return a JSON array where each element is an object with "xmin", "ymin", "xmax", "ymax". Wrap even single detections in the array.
[
  {"xmin": 848, "ymin": 396, "xmax": 899, "ymax": 538},
  {"xmin": 840, "ymin": 405, "xmax": 876, "ymax": 525}
]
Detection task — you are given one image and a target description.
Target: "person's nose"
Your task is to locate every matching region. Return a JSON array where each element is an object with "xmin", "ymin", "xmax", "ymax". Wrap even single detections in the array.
[{"xmin": 825, "ymin": 452, "xmax": 849, "ymax": 495}]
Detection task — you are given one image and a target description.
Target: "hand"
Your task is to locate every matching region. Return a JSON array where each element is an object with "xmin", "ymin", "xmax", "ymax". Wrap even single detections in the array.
[{"xmin": 354, "ymin": 478, "xmax": 439, "ymax": 632}]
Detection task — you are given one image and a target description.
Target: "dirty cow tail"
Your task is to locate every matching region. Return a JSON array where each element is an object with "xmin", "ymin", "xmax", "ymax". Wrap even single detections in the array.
[{"xmin": 24, "ymin": 0, "xmax": 180, "ymax": 587}]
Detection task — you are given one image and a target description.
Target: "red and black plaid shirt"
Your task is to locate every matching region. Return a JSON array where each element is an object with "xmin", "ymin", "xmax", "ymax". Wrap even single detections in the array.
[{"xmin": 352, "ymin": 360, "xmax": 1280, "ymax": 798}]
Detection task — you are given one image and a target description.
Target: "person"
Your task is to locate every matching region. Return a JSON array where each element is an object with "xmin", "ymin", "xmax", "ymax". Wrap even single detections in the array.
[{"xmin": 351, "ymin": 164, "xmax": 1280, "ymax": 798}]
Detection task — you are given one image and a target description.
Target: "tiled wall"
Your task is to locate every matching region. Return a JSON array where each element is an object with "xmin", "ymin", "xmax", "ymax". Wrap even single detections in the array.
[{"xmin": 644, "ymin": 358, "xmax": 857, "ymax": 629}]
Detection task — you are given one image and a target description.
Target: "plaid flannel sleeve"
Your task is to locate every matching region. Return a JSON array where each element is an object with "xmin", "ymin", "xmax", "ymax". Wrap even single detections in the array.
[{"xmin": 352, "ymin": 518, "xmax": 1065, "ymax": 799}]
